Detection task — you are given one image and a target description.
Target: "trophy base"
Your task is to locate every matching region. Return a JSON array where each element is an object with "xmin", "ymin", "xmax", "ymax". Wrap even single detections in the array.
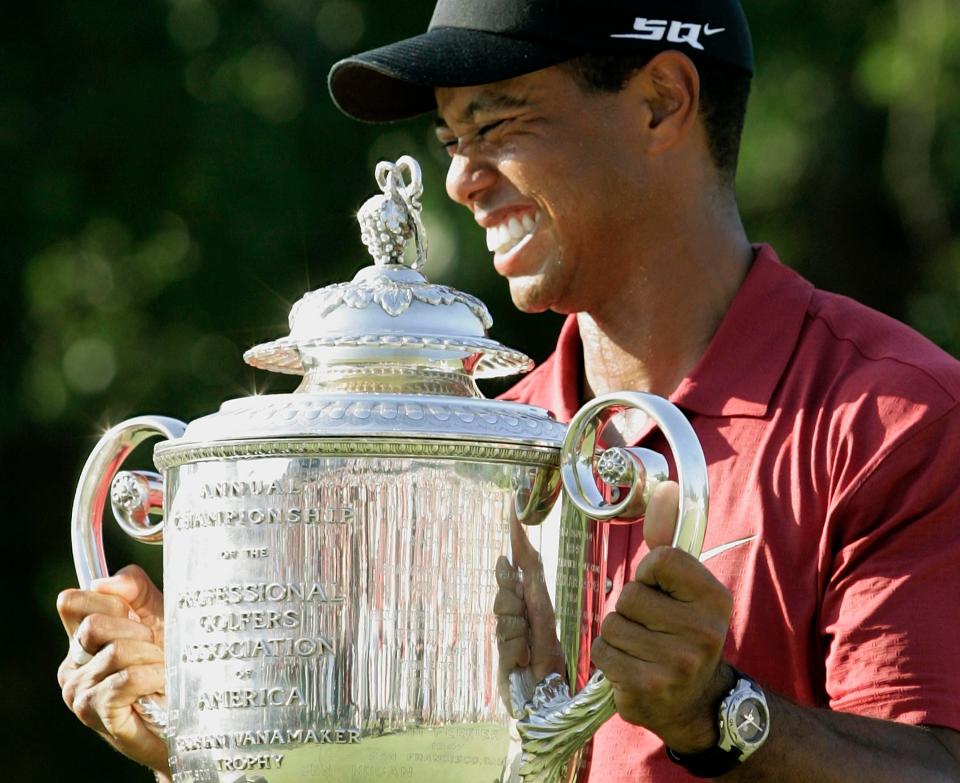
[{"xmin": 171, "ymin": 722, "xmax": 510, "ymax": 783}]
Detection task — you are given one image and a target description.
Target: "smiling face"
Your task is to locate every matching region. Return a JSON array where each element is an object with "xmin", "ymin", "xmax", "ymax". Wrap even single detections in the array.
[{"xmin": 435, "ymin": 66, "xmax": 657, "ymax": 315}]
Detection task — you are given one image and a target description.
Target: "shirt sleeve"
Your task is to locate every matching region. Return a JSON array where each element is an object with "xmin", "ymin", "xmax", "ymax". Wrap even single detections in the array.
[{"xmin": 819, "ymin": 403, "xmax": 960, "ymax": 730}]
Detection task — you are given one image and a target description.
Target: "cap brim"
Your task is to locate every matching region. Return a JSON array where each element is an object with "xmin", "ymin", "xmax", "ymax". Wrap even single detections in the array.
[{"xmin": 329, "ymin": 27, "xmax": 580, "ymax": 122}]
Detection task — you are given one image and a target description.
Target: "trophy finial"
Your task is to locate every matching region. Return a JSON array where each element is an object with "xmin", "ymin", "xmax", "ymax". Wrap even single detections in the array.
[
  {"xmin": 245, "ymin": 152, "xmax": 533, "ymax": 382},
  {"xmin": 358, "ymin": 155, "xmax": 428, "ymax": 270}
]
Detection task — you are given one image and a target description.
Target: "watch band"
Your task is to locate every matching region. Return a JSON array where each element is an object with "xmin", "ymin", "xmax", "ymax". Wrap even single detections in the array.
[
  {"xmin": 665, "ymin": 744, "xmax": 743, "ymax": 779},
  {"xmin": 665, "ymin": 668, "xmax": 765, "ymax": 778}
]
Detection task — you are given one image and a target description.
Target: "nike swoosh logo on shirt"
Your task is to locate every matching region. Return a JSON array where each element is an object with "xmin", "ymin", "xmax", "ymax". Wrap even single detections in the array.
[
  {"xmin": 699, "ymin": 535, "xmax": 757, "ymax": 563},
  {"xmin": 703, "ymin": 25, "xmax": 726, "ymax": 36}
]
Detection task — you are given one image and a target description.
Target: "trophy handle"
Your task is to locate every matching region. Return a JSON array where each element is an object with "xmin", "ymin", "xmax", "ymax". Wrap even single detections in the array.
[
  {"xmin": 516, "ymin": 392, "xmax": 709, "ymax": 783},
  {"xmin": 71, "ymin": 415, "xmax": 186, "ymax": 737}
]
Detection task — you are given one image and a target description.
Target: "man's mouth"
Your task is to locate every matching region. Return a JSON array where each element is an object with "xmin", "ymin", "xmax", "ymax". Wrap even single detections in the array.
[{"xmin": 485, "ymin": 210, "xmax": 541, "ymax": 255}]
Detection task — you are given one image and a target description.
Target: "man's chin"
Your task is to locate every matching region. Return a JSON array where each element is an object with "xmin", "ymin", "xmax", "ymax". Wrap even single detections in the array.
[
  {"xmin": 506, "ymin": 276, "xmax": 571, "ymax": 315},
  {"xmin": 506, "ymin": 277, "xmax": 548, "ymax": 314}
]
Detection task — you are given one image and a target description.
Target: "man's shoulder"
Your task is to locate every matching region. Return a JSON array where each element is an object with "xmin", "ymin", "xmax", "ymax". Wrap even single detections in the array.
[
  {"xmin": 782, "ymin": 286, "xmax": 960, "ymax": 494},
  {"xmin": 800, "ymin": 287, "xmax": 960, "ymax": 408}
]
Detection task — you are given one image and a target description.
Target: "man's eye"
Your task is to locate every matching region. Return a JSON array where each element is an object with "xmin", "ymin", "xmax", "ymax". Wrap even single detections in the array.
[
  {"xmin": 478, "ymin": 119, "xmax": 507, "ymax": 137},
  {"xmin": 437, "ymin": 119, "xmax": 509, "ymax": 155},
  {"xmin": 436, "ymin": 134, "xmax": 457, "ymax": 153}
]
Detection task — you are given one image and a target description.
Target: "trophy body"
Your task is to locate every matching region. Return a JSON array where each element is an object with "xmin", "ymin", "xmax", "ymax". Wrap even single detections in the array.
[
  {"xmin": 71, "ymin": 158, "xmax": 707, "ymax": 783},
  {"xmin": 159, "ymin": 443, "xmax": 555, "ymax": 782}
]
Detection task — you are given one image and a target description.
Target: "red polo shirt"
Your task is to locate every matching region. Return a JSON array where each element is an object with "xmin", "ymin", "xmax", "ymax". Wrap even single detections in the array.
[{"xmin": 500, "ymin": 245, "xmax": 960, "ymax": 781}]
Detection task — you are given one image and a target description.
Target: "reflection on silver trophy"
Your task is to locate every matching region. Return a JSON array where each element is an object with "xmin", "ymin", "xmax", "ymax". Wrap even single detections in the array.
[{"xmin": 71, "ymin": 156, "xmax": 709, "ymax": 783}]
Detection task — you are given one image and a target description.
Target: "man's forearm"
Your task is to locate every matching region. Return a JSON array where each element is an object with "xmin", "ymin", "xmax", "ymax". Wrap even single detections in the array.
[{"xmin": 719, "ymin": 691, "xmax": 960, "ymax": 782}]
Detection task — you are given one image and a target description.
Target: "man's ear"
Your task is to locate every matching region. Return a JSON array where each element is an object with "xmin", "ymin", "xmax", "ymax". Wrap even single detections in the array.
[{"xmin": 622, "ymin": 50, "xmax": 700, "ymax": 157}]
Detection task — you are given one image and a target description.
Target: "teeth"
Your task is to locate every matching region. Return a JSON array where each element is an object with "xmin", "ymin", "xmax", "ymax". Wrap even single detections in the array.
[{"xmin": 485, "ymin": 211, "xmax": 540, "ymax": 255}]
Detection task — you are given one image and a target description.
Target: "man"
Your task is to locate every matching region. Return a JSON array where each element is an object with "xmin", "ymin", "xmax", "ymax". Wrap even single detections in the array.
[{"xmin": 58, "ymin": 0, "xmax": 960, "ymax": 781}]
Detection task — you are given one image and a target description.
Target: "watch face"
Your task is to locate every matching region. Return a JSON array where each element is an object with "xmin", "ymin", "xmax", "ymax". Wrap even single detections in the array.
[{"xmin": 733, "ymin": 697, "xmax": 768, "ymax": 744}]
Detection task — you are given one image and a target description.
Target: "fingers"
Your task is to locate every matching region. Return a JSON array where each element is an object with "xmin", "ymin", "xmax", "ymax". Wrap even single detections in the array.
[
  {"xmin": 598, "ymin": 603, "xmax": 725, "ymax": 678},
  {"xmin": 76, "ymin": 613, "xmax": 155, "ymax": 656},
  {"xmin": 58, "ymin": 566, "xmax": 165, "ymax": 669},
  {"xmin": 93, "ymin": 565, "xmax": 164, "ymax": 628},
  {"xmin": 58, "ymin": 624, "xmax": 168, "ymax": 771},
  {"xmin": 494, "ymin": 593, "xmax": 532, "ymax": 700},
  {"xmin": 72, "ymin": 662, "xmax": 169, "ymax": 771},
  {"xmin": 76, "ymin": 660, "xmax": 165, "ymax": 725},
  {"xmin": 590, "ymin": 544, "xmax": 734, "ymax": 745},
  {"xmin": 615, "ymin": 576, "xmax": 728, "ymax": 637},
  {"xmin": 494, "ymin": 587, "xmax": 525, "ymax": 619},
  {"xmin": 57, "ymin": 588, "xmax": 133, "ymax": 637},
  {"xmin": 614, "ymin": 549, "xmax": 731, "ymax": 657},
  {"xmin": 495, "ymin": 556, "xmax": 523, "ymax": 598},
  {"xmin": 497, "ymin": 612, "xmax": 529, "ymax": 644},
  {"xmin": 60, "ymin": 636, "xmax": 164, "ymax": 759},
  {"xmin": 494, "ymin": 557, "xmax": 528, "ymax": 643},
  {"xmin": 498, "ymin": 636, "xmax": 532, "ymax": 671},
  {"xmin": 614, "ymin": 579, "xmax": 687, "ymax": 632},
  {"xmin": 87, "ymin": 639, "xmax": 165, "ymax": 690},
  {"xmin": 59, "ymin": 636, "xmax": 166, "ymax": 758},
  {"xmin": 634, "ymin": 546, "xmax": 732, "ymax": 612},
  {"xmin": 494, "ymin": 561, "xmax": 532, "ymax": 663},
  {"xmin": 643, "ymin": 480, "xmax": 679, "ymax": 550},
  {"xmin": 61, "ymin": 638, "xmax": 164, "ymax": 712},
  {"xmin": 591, "ymin": 635, "xmax": 662, "ymax": 689},
  {"xmin": 58, "ymin": 587, "xmax": 156, "ymax": 677},
  {"xmin": 495, "ymin": 554, "xmax": 557, "ymax": 650},
  {"xmin": 599, "ymin": 609, "xmax": 672, "ymax": 663},
  {"xmin": 55, "ymin": 568, "xmax": 170, "ymax": 776},
  {"xmin": 494, "ymin": 550, "xmax": 565, "ymax": 686},
  {"xmin": 98, "ymin": 663, "xmax": 165, "ymax": 718},
  {"xmin": 493, "ymin": 561, "xmax": 564, "ymax": 684}
]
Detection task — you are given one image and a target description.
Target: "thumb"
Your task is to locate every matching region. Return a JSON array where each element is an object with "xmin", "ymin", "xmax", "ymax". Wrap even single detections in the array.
[
  {"xmin": 509, "ymin": 511, "xmax": 542, "ymax": 575},
  {"xmin": 93, "ymin": 564, "xmax": 164, "ymax": 629},
  {"xmin": 643, "ymin": 480, "xmax": 680, "ymax": 550}
]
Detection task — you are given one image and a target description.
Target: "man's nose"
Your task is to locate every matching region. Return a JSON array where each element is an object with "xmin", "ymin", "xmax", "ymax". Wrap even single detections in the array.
[{"xmin": 446, "ymin": 154, "xmax": 498, "ymax": 208}]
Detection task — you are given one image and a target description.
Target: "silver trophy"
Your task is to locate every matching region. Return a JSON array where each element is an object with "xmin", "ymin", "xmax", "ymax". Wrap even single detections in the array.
[{"xmin": 71, "ymin": 156, "xmax": 708, "ymax": 783}]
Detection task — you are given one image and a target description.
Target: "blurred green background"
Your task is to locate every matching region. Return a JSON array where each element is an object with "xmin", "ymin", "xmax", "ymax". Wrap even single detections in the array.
[{"xmin": 3, "ymin": 0, "xmax": 958, "ymax": 779}]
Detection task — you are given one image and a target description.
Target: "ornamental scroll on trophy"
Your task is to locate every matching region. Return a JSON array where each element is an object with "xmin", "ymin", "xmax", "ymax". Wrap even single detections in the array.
[{"xmin": 71, "ymin": 156, "xmax": 708, "ymax": 783}]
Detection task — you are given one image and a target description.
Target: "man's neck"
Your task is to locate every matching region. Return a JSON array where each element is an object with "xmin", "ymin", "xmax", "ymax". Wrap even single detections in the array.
[{"xmin": 578, "ymin": 227, "xmax": 753, "ymax": 401}]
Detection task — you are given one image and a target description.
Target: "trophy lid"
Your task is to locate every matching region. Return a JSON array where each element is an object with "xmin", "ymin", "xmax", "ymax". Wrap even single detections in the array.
[
  {"xmin": 157, "ymin": 156, "xmax": 567, "ymax": 456},
  {"xmin": 243, "ymin": 156, "xmax": 533, "ymax": 390}
]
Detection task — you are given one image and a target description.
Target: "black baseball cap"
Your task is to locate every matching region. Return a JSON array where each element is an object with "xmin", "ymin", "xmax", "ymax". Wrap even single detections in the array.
[{"xmin": 329, "ymin": 0, "xmax": 753, "ymax": 122}]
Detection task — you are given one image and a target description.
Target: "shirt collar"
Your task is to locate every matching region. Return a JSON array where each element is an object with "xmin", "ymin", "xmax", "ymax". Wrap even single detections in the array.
[
  {"xmin": 670, "ymin": 244, "xmax": 813, "ymax": 418},
  {"xmin": 545, "ymin": 244, "xmax": 813, "ymax": 420},
  {"xmin": 542, "ymin": 313, "xmax": 585, "ymax": 423}
]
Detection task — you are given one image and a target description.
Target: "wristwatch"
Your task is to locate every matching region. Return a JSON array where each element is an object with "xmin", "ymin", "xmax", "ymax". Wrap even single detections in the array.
[{"xmin": 666, "ymin": 671, "xmax": 771, "ymax": 778}]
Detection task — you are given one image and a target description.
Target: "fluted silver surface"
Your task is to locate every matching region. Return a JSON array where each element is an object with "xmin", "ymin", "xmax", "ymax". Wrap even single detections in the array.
[{"xmin": 163, "ymin": 453, "xmax": 558, "ymax": 782}]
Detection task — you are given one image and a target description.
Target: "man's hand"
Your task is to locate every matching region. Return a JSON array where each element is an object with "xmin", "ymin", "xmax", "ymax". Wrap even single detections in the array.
[
  {"xmin": 493, "ymin": 509, "xmax": 567, "ymax": 712},
  {"xmin": 56, "ymin": 564, "xmax": 171, "ymax": 777},
  {"xmin": 591, "ymin": 481, "xmax": 735, "ymax": 753}
]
